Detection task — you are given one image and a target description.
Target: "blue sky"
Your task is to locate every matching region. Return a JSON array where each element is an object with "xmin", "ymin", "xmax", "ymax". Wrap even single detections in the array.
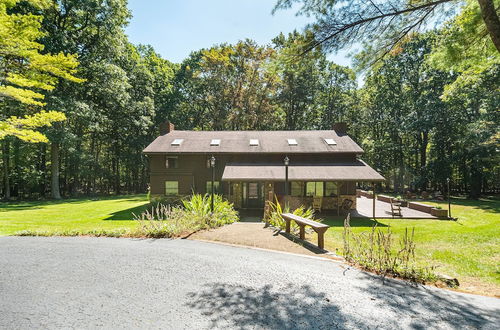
[{"xmin": 125, "ymin": 0, "xmax": 352, "ymax": 66}]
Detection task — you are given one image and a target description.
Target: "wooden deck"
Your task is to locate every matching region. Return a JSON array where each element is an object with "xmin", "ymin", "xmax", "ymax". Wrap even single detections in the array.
[{"xmin": 352, "ymin": 196, "xmax": 439, "ymax": 219}]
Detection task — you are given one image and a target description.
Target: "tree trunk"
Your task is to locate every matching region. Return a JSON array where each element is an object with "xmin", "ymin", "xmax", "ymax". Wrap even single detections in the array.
[
  {"xmin": 420, "ymin": 131, "xmax": 429, "ymax": 190},
  {"xmin": 51, "ymin": 143, "xmax": 61, "ymax": 199},
  {"xmin": 477, "ymin": 0, "xmax": 500, "ymax": 52},
  {"xmin": 39, "ymin": 144, "xmax": 47, "ymax": 197},
  {"xmin": 2, "ymin": 140, "xmax": 10, "ymax": 200}
]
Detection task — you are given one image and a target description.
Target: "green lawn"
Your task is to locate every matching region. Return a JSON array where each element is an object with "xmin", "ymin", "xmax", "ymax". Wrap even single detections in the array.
[
  {"xmin": 314, "ymin": 197, "xmax": 500, "ymax": 296},
  {"xmin": 1, "ymin": 194, "xmax": 498, "ymax": 295},
  {"xmin": 0, "ymin": 195, "xmax": 149, "ymax": 236}
]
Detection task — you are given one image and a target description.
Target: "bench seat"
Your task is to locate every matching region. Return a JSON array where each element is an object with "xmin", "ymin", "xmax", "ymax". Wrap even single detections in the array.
[{"xmin": 281, "ymin": 213, "xmax": 329, "ymax": 249}]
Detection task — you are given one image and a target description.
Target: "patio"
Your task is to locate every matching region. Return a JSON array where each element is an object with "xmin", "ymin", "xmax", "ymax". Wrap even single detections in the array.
[{"xmin": 352, "ymin": 196, "xmax": 439, "ymax": 219}]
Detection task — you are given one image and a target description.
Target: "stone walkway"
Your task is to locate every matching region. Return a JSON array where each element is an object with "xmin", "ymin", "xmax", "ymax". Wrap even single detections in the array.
[{"xmin": 354, "ymin": 196, "xmax": 439, "ymax": 219}]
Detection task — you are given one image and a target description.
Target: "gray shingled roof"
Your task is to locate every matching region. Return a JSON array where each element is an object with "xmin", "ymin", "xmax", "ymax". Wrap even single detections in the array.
[
  {"xmin": 221, "ymin": 160, "xmax": 385, "ymax": 182},
  {"xmin": 143, "ymin": 130, "xmax": 364, "ymax": 154}
]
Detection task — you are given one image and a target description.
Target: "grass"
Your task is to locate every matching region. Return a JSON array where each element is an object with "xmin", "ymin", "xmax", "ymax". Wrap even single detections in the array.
[
  {"xmin": 0, "ymin": 195, "xmax": 149, "ymax": 236},
  {"xmin": 312, "ymin": 197, "xmax": 500, "ymax": 296}
]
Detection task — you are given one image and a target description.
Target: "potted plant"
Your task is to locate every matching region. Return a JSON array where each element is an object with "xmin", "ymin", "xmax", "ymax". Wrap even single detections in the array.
[
  {"xmin": 393, "ymin": 195, "xmax": 408, "ymax": 207},
  {"xmin": 431, "ymin": 206, "xmax": 448, "ymax": 218}
]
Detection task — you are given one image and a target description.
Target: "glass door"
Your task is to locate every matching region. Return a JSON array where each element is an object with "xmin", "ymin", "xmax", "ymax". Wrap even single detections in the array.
[{"xmin": 245, "ymin": 182, "xmax": 263, "ymax": 208}]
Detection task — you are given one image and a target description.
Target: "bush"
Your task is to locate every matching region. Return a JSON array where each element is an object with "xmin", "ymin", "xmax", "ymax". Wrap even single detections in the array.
[
  {"xmin": 342, "ymin": 214, "xmax": 437, "ymax": 283},
  {"xmin": 266, "ymin": 196, "xmax": 318, "ymax": 234},
  {"xmin": 133, "ymin": 194, "xmax": 238, "ymax": 238}
]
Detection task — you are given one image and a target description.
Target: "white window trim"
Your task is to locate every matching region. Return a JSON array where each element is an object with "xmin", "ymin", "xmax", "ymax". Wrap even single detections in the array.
[
  {"xmin": 171, "ymin": 139, "xmax": 184, "ymax": 146},
  {"xmin": 249, "ymin": 139, "xmax": 259, "ymax": 146},
  {"xmin": 324, "ymin": 138, "xmax": 337, "ymax": 145}
]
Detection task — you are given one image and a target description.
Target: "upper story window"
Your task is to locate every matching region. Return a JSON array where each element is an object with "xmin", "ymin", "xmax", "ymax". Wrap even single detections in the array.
[
  {"xmin": 171, "ymin": 139, "xmax": 184, "ymax": 146},
  {"xmin": 287, "ymin": 138, "xmax": 298, "ymax": 146},
  {"xmin": 165, "ymin": 156, "xmax": 178, "ymax": 169},
  {"xmin": 324, "ymin": 138, "xmax": 336, "ymax": 145},
  {"xmin": 210, "ymin": 139, "xmax": 220, "ymax": 146},
  {"xmin": 249, "ymin": 139, "xmax": 259, "ymax": 146}
]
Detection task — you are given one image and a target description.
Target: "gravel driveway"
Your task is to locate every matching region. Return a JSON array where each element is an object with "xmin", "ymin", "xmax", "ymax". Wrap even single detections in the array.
[{"xmin": 0, "ymin": 237, "xmax": 498, "ymax": 329}]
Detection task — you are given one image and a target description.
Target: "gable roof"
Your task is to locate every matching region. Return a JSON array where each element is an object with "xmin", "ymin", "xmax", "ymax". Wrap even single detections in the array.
[{"xmin": 143, "ymin": 130, "xmax": 364, "ymax": 154}]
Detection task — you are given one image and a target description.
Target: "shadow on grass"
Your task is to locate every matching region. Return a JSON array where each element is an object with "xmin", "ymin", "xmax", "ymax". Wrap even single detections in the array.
[
  {"xmin": 185, "ymin": 282, "xmax": 353, "ymax": 329},
  {"xmin": 320, "ymin": 216, "xmax": 389, "ymax": 228},
  {"xmin": 386, "ymin": 195, "xmax": 499, "ymax": 214},
  {"xmin": 0, "ymin": 195, "xmax": 147, "ymax": 212},
  {"xmin": 104, "ymin": 203, "xmax": 151, "ymax": 221}
]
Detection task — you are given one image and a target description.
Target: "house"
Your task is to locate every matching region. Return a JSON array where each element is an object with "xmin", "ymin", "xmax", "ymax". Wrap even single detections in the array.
[{"xmin": 143, "ymin": 122, "xmax": 385, "ymax": 211}]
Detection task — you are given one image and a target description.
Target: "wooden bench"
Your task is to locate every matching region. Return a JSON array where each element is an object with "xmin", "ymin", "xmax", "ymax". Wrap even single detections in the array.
[{"xmin": 281, "ymin": 213, "xmax": 330, "ymax": 249}]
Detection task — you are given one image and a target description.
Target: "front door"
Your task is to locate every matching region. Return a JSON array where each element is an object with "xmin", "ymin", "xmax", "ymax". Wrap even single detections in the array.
[{"xmin": 244, "ymin": 182, "xmax": 264, "ymax": 208}]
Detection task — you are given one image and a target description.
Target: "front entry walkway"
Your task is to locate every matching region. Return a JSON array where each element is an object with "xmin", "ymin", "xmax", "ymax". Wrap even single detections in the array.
[
  {"xmin": 353, "ymin": 196, "xmax": 438, "ymax": 219},
  {"xmin": 189, "ymin": 223, "xmax": 325, "ymax": 256}
]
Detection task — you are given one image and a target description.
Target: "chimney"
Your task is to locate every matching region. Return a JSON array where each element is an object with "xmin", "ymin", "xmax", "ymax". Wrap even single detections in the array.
[
  {"xmin": 159, "ymin": 121, "xmax": 175, "ymax": 135},
  {"xmin": 333, "ymin": 122, "xmax": 348, "ymax": 135}
]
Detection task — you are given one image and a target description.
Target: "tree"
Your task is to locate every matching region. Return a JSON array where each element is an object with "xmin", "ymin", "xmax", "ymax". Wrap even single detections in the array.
[
  {"xmin": 1, "ymin": 0, "xmax": 82, "ymax": 199},
  {"xmin": 273, "ymin": 0, "xmax": 500, "ymax": 58},
  {"xmin": 0, "ymin": 0, "xmax": 81, "ymax": 141}
]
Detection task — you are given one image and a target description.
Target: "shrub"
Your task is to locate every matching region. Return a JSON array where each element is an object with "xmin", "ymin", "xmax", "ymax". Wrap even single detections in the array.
[
  {"xmin": 342, "ymin": 214, "xmax": 437, "ymax": 283},
  {"xmin": 266, "ymin": 196, "xmax": 318, "ymax": 234},
  {"xmin": 133, "ymin": 194, "xmax": 238, "ymax": 238}
]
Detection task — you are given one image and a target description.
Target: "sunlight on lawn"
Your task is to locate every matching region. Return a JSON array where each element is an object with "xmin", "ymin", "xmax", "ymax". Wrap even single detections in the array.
[
  {"xmin": 313, "ymin": 197, "xmax": 500, "ymax": 296},
  {"xmin": 0, "ymin": 195, "xmax": 150, "ymax": 236}
]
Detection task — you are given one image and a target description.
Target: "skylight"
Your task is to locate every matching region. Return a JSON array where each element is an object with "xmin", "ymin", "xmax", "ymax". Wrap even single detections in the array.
[
  {"xmin": 249, "ymin": 139, "xmax": 259, "ymax": 146},
  {"xmin": 324, "ymin": 138, "xmax": 337, "ymax": 145},
  {"xmin": 287, "ymin": 138, "xmax": 298, "ymax": 146},
  {"xmin": 171, "ymin": 139, "xmax": 184, "ymax": 146},
  {"xmin": 210, "ymin": 139, "xmax": 220, "ymax": 146}
]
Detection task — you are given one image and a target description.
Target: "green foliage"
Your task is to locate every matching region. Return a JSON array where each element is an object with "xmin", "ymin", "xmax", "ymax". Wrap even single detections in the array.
[
  {"xmin": 133, "ymin": 194, "xmax": 239, "ymax": 238},
  {"xmin": 0, "ymin": 0, "xmax": 83, "ymax": 142},
  {"xmin": 342, "ymin": 214, "xmax": 438, "ymax": 284},
  {"xmin": 266, "ymin": 196, "xmax": 317, "ymax": 233},
  {"xmin": 0, "ymin": 110, "xmax": 66, "ymax": 142}
]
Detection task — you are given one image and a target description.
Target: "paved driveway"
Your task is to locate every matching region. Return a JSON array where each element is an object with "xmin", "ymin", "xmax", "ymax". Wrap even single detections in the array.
[{"xmin": 0, "ymin": 237, "xmax": 498, "ymax": 329}]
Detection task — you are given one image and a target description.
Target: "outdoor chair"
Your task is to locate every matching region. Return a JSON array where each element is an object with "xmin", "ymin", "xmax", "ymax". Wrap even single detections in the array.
[
  {"xmin": 390, "ymin": 198, "xmax": 402, "ymax": 218},
  {"xmin": 313, "ymin": 196, "xmax": 323, "ymax": 212},
  {"xmin": 340, "ymin": 199, "xmax": 353, "ymax": 214}
]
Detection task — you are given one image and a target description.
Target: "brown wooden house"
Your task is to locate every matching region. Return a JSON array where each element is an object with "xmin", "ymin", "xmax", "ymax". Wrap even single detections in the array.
[{"xmin": 143, "ymin": 122, "xmax": 385, "ymax": 211}]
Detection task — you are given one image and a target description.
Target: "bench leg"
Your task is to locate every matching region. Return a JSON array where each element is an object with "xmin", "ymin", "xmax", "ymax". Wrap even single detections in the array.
[
  {"xmin": 317, "ymin": 233, "xmax": 324, "ymax": 250},
  {"xmin": 285, "ymin": 219, "xmax": 291, "ymax": 233},
  {"xmin": 299, "ymin": 225, "xmax": 305, "ymax": 240}
]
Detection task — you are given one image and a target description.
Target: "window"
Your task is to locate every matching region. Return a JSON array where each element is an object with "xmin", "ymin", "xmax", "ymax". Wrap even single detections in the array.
[
  {"xmin": 325, "ymin": 182, "xmax": 338, "ymax": 196},
  {"xmin": 165, "ymin": 157, "xmax": 178, "ymax": 168},
  {"xmin": 249, "ymin": 139, "xmax": 259, "ymax": 146},
  {"xmin": 210, "ymin": 139, "xmax": 220, "ymax": 146},
  {"xmin": 306, "ymin": 182, "xmax": 324, "ymax": 197},
  {"xmin": 171, "ymin": 139, "xmax": 184, "ymax": 146},
  {"xmin": 206, "ymin": 181, "xmax": 220, "ymax": 194},
  {"xmin": 324, "ymin": 138, "xmax": 337, "ymax": 145},
  {"xmin": 291, "ymin": 182, "xmax": 305, "ymax": 196},
  {"xmin": 287, "ymin": 138, "xmax": 298, "ymax": 146},
  {"xmin": 165, "ymin": 181, "xmax": 178, "ymax": 195}
]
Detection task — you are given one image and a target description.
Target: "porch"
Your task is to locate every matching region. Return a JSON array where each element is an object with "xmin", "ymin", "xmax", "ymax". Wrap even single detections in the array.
[
  {"xmin": 221, "ymin": 161, "xmax": 385, "ymax": 213},
  {"xmin": 352, "ymin": 196, "xmax": 439, "ymax": 219}
]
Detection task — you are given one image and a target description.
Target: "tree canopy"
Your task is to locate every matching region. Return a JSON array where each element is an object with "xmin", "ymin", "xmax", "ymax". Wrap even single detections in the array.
[{"xmin": 0, "ymin": 0, "xmax": 82, "ymax": 142}]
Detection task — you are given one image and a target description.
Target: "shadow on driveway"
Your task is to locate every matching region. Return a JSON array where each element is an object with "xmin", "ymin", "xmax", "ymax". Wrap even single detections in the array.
[{"xmin": 186, "ymin": 283, "xmax": 351, "ymax": 329}]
